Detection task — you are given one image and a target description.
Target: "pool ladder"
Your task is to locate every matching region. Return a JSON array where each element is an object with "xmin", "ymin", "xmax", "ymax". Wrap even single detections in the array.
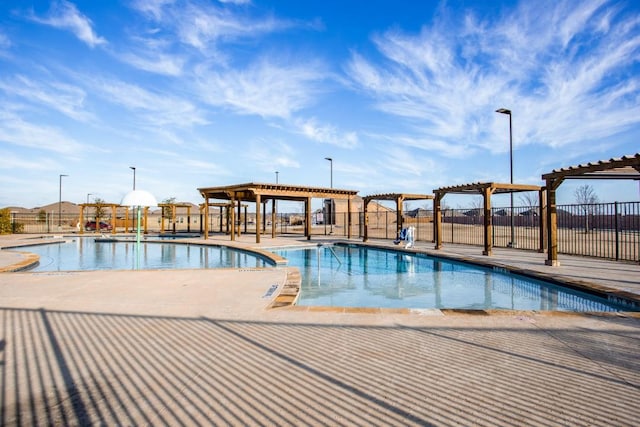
[{"xmin": 317, "ymin": 243, "xmax": 342, "ymax": 265}]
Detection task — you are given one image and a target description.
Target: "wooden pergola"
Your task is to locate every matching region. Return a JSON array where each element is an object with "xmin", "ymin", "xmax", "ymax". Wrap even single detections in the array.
[
  {"xmin": 198, "ymin": 183, "xmax": 358, "ymax": 243},
  {"xmin": 542, "ymin": 153, "xmax": 640, "ymax": 266},
  {"xmin": 362, "ymin": 193, "xmax": 434, "ymax": 242},
  {"xmin": 433, "ymin": 182, "xmax": 543, "ymax": 256},
  {"xmin": 198, "ymin": 202, "xmax": 248, "ymax": 235},
  {"xmin": 78, "ymin": 203, "xmax": 151, "ymax": 234},
  {"xmin": 157, "ymin": 203, "xmax": 195, "ymax": 233}
]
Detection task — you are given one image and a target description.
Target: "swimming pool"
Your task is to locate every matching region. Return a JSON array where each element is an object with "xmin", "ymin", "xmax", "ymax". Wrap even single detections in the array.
[
  {"xmin": 272, "ymin": 244, "xmax": 635, "ymax": 312},
  {"xmin": 19, "ymin": 238, "xmax": 270, "ymax": 271}
]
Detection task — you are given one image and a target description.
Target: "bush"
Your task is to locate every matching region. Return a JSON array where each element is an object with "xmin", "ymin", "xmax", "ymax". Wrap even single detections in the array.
[{"xmin": 0, "ymin": 208, "xmax": 13, "ymax": 234}]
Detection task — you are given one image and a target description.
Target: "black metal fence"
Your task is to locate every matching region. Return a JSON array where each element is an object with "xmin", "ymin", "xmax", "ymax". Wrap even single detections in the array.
[{"xmin": 7, "ymin": 201, "xmax": 640, "ymax": 262}]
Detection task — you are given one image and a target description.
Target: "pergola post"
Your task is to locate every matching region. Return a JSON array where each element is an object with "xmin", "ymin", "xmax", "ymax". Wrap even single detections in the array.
[
  {"xmin": 79, "ymin": 205, "xmax": 85, "ymax": 235},
  {"xmin": 396, "ymin": 196, "xmax": 403, "ymax": 237},
  {"xmin": 111, "ymin": 205, "xmax": 117, "ymax": 234},
  {"xmin": 255, "ymin": 194, "xmax": 261, "ymax": 244},
  {"xmin": 143, "ymin": 207, "xmax": 149, "ymax": 234},
  {"xmin": 230, "ymin": 198, "xmax": 236, "ymax": 241},
  {"xmin": 172, "ymin": 205, "xmax": 177, "ymax": 234},
  {"xmin": 305, "ymin": 197, "xmax": 312, "ymax": 240},
  {"xmin": 545, "ymin": 179, "xmax": 560, "ymax": 266},
  {"xmin": 271, "ymin": 199, "xmax": 276, "ymax": 238},
  {"xmin": 203, "ymin": 200, "xmax": 209, "ymax": 239},
  {"xmin": 347, "ymin": 197, "xmax": 353, "ymax": 239},
  {"xmin": 434, "ymin": 192, "xmax": 443, "ymax": 249},
  {"xmin": 482, "ymin": 187, "xmax": 493, "ymax": 256},
  {"xmin": 538, "ymin": 188, "xmax": 546, "ymax": 253},
  {"xmin": 362, "ymin": 197, "xmax": 371, "ymax": 242}
]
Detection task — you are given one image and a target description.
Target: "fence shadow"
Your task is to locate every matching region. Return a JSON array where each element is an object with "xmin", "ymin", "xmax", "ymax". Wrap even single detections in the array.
[{"xmin": 1, "ymin": 307, "xmax": 640, "ymax": 426}]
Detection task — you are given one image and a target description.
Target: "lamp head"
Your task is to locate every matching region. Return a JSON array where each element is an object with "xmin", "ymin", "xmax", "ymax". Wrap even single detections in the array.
[{"xmin": 496, "ymin": 108, "xmax": 511, "ymax": 115}]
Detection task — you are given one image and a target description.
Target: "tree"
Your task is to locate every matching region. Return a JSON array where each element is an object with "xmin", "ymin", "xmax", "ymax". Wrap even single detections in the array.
[
  {"xmin": 0, "ymin": 208, "xmax": 12, "ymax": 234},
  {"xmin": 94, "ymin": 198, "xmax": 107, "ymax": 223},
  {"xmin": 518, "ymin": 192, "xmax": 538, "ymax": 227},
  {"xmin": 162, "ymin": 197, "xmax": 176, "ymax": 220},
  {"xmin": 574, "ymin": 184, "xmax": 599, "ymax": 232}
]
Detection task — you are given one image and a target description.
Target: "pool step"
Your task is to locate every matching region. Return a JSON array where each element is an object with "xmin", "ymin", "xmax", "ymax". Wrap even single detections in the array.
[{"xmin": 270, "ymin": 268, "xmax": 301, "ymax": 309}]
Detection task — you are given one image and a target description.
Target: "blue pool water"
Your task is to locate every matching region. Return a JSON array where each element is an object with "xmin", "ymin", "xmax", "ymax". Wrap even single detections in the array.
[
  {"xmin": 272, "ymin": 244, "xmax": 633, "ymax": 312},
  {"xmin": 21, "ymin": 238, "xmax": 270, "ymax": 271}
]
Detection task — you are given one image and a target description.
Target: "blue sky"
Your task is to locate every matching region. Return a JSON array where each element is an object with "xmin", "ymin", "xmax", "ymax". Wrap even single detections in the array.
[{"xmin": 1, "ymin": 0, "xmax": 639, "ymax": 210}]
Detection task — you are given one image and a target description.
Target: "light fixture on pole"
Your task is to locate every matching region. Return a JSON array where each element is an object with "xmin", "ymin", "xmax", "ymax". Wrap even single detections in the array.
[
  {"xmin": 58, "ymin": 174, "xmax": 68, "ymax": 227},
  {"xmin": 121, "ymin": 189, "xmax": 158, "ymax": 269},
  {"xmin": 496, "ymin": 108, "xmax": 516, "ymax": 248},
  {"xmin": 129, "ymin": 166, "xmax": 136, "ymax": 190},
  {"xmin": 324, "ymin": 157, "xmax": 333, "ymax": 234}
]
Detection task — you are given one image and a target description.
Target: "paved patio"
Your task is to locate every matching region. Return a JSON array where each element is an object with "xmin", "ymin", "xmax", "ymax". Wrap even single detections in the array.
[{"xmin": 0, "ymin": 234, "xmax": 639, "ymax": 426}]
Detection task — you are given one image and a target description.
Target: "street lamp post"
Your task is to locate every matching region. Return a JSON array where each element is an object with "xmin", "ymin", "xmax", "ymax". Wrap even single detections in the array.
[
  {"xmin": 130, "ymin": 166, "xmax": 136, "ymax": 190},
  {"xmin": 496, "ymin": 108, "xmax": 516, "ymax": 248},
  {"xmin": 324, "ymin": 157, "xmax": 333, "ymax": 234},
  {"xmin": 58, "ymin": 174, "xmax": 68, "ymax": 227}
]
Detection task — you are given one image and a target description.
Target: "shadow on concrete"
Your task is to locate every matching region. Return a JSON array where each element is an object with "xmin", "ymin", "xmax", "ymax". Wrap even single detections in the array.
[{"xmin": 1, "ymin": 307, "xmax": 639, "ymax": 426}]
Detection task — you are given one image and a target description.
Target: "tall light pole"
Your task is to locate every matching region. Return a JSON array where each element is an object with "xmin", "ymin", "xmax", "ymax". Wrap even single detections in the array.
[
  {"xmin": 324, "ymin": 157, "xmax": 333, "ymax": 234},
  {"xmin": 58, "ymin": 174, "xmax": 68, "ymax": 227},
  {"xmin": 496, "ymin": 108, "xmax": 515, "ymax": 248},
  {"xmin": 129, "ymin": 166, "xmax": 136, "ymax": 190},
  {"xmin": 275, "ymin": 171, "xmax": 279, "ymax": 184}
]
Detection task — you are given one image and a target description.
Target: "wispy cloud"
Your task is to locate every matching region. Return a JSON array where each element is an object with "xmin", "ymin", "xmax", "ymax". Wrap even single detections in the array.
[
  {"xmin": 0, "ymin": 110, "xmax": 84, "ymax": 155},
  {"xmin": 28, "ymin": 0, "xmax": 107, "ymax": 48},
  {"xmin": 244, "ymin": 140, "xmax": 301, "ymax": 172},
  {"xmin": 130, "ymin": 0, "xmax": 290, "ymax": 52},
  {"xmin": 118, "ymin": 50, "xmax": 185, "ymax": 76},
  {"xmin": 293, "ymin": 118, "xmax": 359, "ymax": 149},
  {"xmin": 346, "ymin": 0, "xmax": 640, "ymax": 153},
  {"xmin": 91, "ymin": 78, "xmax": 208, "ymax": 128},
  {"xmin": 0, "ymin": 75, "xmax": 94, "ymax": 122},
  {"xmin": 0, "ymin": 150, "xmax": 59, "ymax": 171},
  {"xmin": 195, "ymin": 58, "xmax": 326, "ymax": 118}
]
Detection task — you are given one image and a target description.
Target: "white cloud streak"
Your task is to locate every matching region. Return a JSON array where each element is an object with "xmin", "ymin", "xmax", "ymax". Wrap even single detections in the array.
[
  {"xmin": 91, "ymin": 78, "xmax": 208, "ymax": 128},
  {"xmin": 195, "ymin": 58, "xmax": 326, "ymax": 118},
  {"xmin": 0, "ymin": 75, "xmax": 94, "ymax": 122},
  {"xmin": 29, "ymin": 0, "xmax": 107, "ymax": 48},
  {"xmin": 346, "ymin": 0, "xmax": 640, "ymax": 153},
  {"xmin": 0, "ymin": 110, "xmax": 84, "ymax": 155}
]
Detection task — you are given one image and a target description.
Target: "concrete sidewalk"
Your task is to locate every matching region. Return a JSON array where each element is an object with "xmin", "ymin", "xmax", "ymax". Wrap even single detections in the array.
[{"xmin": 1, "ymin": 234, "xmax": 639, "ymax": 426}]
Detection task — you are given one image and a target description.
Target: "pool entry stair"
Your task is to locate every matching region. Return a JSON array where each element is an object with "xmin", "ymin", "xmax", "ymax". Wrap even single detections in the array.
[{"xmin": 270, "ymin": 268, "xmax": 301, "ymax": 308}]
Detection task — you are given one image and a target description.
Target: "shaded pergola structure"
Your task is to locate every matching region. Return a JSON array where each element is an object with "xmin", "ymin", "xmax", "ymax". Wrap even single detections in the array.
[
  {"xmin": 157, "ymin": 203, "xmax": 195, "ymax": 233},
  {"xmin": 362, "ymin": 193, "xmax": 434, "ymax": 242},
  {"xmin": 433, "ymin": 182, "xmax": 543, "ymax": 256},
  {"xmin": 198, "ymin": 183, "xmax": 358, "ymax": 243},
  {"xmin": 542, "ymin": 153, "xmax": 640, "ymax": 266},
  {"xmin": 198, "ymin": 202, "xmax": 249, "ymax": 235},
  {"xmin": 78, "ymin": 203, "xmax": 151, "ymax": 235}
]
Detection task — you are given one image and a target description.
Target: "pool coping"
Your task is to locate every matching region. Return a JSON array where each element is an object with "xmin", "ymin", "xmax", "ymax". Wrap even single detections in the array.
[{"xmin": 2, "ymin": 235, "xmax": 639, "ymax": 314}]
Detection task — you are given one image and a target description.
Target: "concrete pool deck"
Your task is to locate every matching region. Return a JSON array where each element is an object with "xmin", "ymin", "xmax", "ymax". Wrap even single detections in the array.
[{"xmin": 0, "ymin": 233, "xmax": 639, "ymax": 426}]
